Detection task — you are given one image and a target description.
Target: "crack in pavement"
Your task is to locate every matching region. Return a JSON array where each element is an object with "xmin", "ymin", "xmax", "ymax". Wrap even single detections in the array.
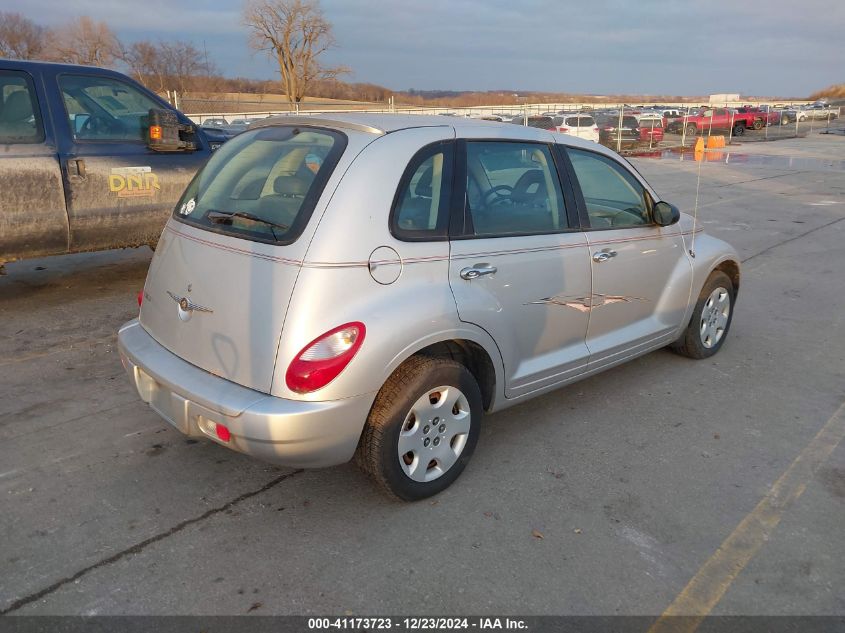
[
  {"xmin": 1, "ymin": 399, "xmax": 138, "ymax": 441},
  {"xmin": 0, "ymin": 469, "xmax": 305, "ymax": 615},
  {"xmin": 740, "ymin": 216, "xmax": 845, "ymax": 264},
  {"xmin": 0, "ymin": 334, "xmax": 117, "ymax": 367}
]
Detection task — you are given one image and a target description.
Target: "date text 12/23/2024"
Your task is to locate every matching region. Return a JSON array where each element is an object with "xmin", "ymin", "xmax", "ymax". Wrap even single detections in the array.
[{"xmin": 307, "ymin": 617, "xmax": 528, "ymax": 630}]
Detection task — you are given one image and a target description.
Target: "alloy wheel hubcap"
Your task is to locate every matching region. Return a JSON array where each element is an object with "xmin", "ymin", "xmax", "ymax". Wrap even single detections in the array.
[
  {"xmin": 397, "ymin": 386, "xmax": 471, "ymax": 482},
  {"xmin": 700, "ymin": 287, "xmax": 730, "ymax": 348}
]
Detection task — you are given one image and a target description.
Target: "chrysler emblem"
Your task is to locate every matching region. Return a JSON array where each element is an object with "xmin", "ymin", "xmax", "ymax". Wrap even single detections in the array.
[{"xmin": 167, "ymin": 290, "xmax": 213, "ymax": 322}]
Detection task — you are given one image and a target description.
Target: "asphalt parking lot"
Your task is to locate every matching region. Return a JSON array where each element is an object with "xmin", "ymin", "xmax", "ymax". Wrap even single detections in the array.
[{"xmin": 1, "ymin": 133, "xmax": 844, "ymax": 618}]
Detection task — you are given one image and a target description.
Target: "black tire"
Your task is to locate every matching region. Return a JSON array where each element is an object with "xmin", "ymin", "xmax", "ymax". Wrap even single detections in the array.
[
  {"xmin": 781, "ymin": 115, "xmax": 790, "ymax": 125},
  {"xmin": 685, "ymin": 124, "xmax": 697, "ymax": 137},
  {"xmin": 732, "ymin": 124, "xmax": 745, "ymax": 137},
  {"xmin": 670, "ymin": 271, "xmax": 735, "ymax": 360},
  {"xmin": 356, "ymin": 355, "xmax": 483, "ymax": 501},
  {"xmin": 752, "ymin": 118, "xmax": 764, "ymax": 130}
]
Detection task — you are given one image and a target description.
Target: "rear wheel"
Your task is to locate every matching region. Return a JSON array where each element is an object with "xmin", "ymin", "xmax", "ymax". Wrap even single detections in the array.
[
  {"xmin": 356, "ymin": 356, "xmax": 482, "ymax": 500},
  {"xmin": 752, "ymin": 118, "xmax": 764, "ymax": 130},
  {"xmin": 781, "ymin": 114, "xmax": 791, "ymax": 125},
  {"xmin": 671, "ymin": 271, "xmax": 735, "ymax": 360}
]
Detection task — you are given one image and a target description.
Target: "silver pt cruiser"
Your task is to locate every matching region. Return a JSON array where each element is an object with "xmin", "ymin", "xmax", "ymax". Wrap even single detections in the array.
[{"xmin": 118, "ymin": 114, "xmax": 740, "ymax": 500}]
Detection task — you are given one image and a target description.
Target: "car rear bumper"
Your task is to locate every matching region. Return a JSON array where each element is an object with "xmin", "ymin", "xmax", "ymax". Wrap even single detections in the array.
[{"xmin": 117, "ymin": 319, "xmax": 375, "ymax": 468}]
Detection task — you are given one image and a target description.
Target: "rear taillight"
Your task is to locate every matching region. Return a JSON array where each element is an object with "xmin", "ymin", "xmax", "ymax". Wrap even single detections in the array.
[
  {"xmin": 137, "ymin": 290, "xmax": 143, "ymax": 306},
  {"xmin": 557, "ymin": 127, "xmax": 569, "ymax": 133},
  {"xmin": 285, "ymin": 322, "xmax": 366, "ymax": 394}
]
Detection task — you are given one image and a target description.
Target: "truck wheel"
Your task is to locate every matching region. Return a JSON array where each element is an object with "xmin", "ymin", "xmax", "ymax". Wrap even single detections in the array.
[
  {"xmin": 732, "ymin": 124, "xmax": 745, "ymax": 137},
  {"xmin": 781, "ymin": 115, "xmax": 790, "ymax": 125},
  {"xmin": 670, "ymin": 271, "xmax": 735, "ymax": 360},
  {"xmin": 685, "ymin": 124, "xmax": 697, "ymax": 137},
  {"xmin": 356, "ymin": 355, "xmax": 482, "ymax": 501},
  {"xmin": 752, "ymin": 118, "xmax": 764, "ymax": 130}
]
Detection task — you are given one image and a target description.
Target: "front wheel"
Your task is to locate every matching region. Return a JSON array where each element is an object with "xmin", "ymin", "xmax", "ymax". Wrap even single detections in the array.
[
  {"xmin": 732, "ymin": 124, "xmax": 745, "ymax": 137},
  {"xmin": 685, "ymin": 124, "xmax": 697, "ymax": 137},
  {"xmin": 781, "ymin": 115, "xmax": 791, "ymax": 125},
  {"xmin": 356, "ymin": 356, "xmax": 482, "ymax": 500},
  {"xmin": 670, "ymin": 271, "xmax": 735, "ymax": 359}
]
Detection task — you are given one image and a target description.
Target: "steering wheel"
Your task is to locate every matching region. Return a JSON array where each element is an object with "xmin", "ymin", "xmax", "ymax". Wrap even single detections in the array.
[
  {"xmin": 80, "ymin": 114, "xmax": 125, "ymax": 137},
  {"xmin": 482, "ymin": 185, "xmax": 514, "ymax": 207}
]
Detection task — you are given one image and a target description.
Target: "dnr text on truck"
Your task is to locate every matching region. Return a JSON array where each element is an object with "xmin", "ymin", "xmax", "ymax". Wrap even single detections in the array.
[{"xmin": 0, "ymin": 60, "xmax": 226, "ymax": 271}]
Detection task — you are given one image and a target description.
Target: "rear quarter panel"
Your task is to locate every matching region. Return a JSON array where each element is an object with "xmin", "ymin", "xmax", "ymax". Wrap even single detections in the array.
[{"xmin": 271, "ymin": 126, "xmax": 505, "ymax": 403}]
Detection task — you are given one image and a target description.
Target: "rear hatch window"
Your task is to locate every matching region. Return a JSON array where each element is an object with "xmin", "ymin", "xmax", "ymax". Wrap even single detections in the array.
[
  {"xmin": 565, "ymin": 116, "xmax": 595, "ymax": 127},
  {"xmin": 174, "ymin": 125, "xmax": 346, "ymax": 245}
]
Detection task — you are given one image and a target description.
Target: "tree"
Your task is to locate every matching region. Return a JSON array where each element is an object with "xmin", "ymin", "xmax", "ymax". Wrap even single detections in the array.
[
  {"xmin": 122, "ymin": 40, "xmax": 166, "ymax": 90},
  {"xmin": 242, "ymin": 0, "xmax": 347, "ymax": 104},
  {"xmin": 121, "ymin": 39, "xmax": 215, "ymax": 98},
  {"xmin": 159, "ymin": 40, "xmax": 214, "ymax": 97},
  {"xmin": 47, "ymin": 16, "xmax": 121, "ymax": 67},
  {"xmin": 0, "ymin": 12, "xmax": 45, "ymax": 59}
]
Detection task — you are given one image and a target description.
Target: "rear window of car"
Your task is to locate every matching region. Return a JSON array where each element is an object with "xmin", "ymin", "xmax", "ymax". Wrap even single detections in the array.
[
  {"xmin": 512, "ymin": 116, "xmax": 555, "ymax": 129},
  {"xmin": 565, "ymin": 116, "xmax": 595, "ymax": 127},
  {"xmin": 173, "ymin": 125, "xmax": 346, "ymax": 245},
  {"xmin": 622, "ymin": 116, "xmax": 640, "ymax": 127},
  {"xmin": 639, "ymin": 118, "xmax": 663, "ymax": 128}
]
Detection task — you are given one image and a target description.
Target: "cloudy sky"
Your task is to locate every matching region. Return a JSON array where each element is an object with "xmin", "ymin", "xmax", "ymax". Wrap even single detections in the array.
[{"xmin": 5, "ymin": 0, "xmax": 842, "ymax": 96}]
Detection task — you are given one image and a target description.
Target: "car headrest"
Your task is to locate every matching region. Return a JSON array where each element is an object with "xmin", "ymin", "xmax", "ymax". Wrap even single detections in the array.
[
  {"xmin": 414, "ymin": 166, "xmax": 433, "ymax": 198},
  {"xmin": 273, "ymin": 175, "xmax": 309, "ymax": 197},
  {"xmin": 1, "ymin": 90, "xmax": 33, "ymax": 123},
  {"xmin": 511, "ymin": 169, "xmax": 546, "ymax": 202}
]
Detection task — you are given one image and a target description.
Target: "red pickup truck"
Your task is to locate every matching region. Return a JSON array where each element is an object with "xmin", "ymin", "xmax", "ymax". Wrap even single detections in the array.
[
  {"xmin": 666, "ymin": 108, "xmax": 758, "ymax": 136},
  {"xmin": 735, "ymin": 106, "xmax": 779, "ymax": 128}
]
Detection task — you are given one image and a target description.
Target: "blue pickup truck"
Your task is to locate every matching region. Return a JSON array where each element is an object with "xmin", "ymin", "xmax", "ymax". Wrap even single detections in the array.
[{"xmin": 0, "ymin": 60, "xmax": 226, "ymax": 270}]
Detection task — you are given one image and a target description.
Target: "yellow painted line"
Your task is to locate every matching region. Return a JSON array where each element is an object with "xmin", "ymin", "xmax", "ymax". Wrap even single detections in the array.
[{"xmin": 648, "ymin": 400, "xmax": 845, "ymax": 633}]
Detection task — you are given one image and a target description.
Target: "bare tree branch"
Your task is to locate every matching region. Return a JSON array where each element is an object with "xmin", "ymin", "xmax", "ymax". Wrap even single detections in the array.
[
  {"xmin": 0, "ymin": 12, "xmax": 45, "ymax": 59},
  {"xmin": 242, "ymin": 0, "xmax": 348, "ymax": 104},
  {"xmin": 45, "ymin": 16, "xmax": 121, "ymax": 67}
]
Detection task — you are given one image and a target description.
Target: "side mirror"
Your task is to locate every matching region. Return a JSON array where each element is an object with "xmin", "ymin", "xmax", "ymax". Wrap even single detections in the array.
[
  {"xmin": 146, "ymin": 108, "xmax": 195, "ymax": 152},
  {"xmin": 653, "ymin": 201, "xmax": 680, "ymax": 226}
]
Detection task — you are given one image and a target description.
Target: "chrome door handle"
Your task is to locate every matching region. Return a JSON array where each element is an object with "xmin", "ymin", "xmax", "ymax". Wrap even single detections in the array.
[
  {"xmin": 592, "ymin": 249, "xmax": 617, "ymax": 263},
  {"xmin": 460, "ymin": 263, "xmax": 497, "ymax": 280}
]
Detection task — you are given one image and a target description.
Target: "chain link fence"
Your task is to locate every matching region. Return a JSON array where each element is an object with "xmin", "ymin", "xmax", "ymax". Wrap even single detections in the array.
[{"xmin": 177, "ymin": 93, "xmax": 842, "ymax": 156}]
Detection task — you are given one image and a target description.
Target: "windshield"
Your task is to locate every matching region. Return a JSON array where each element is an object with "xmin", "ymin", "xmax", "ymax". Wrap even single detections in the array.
[
  {"xmin": 173, "ymin": 125, "xmax": 346, "ymax": 245},
  {"xmin": 565, "ymin": 116, "xmax": 595, "ymax": 127}
]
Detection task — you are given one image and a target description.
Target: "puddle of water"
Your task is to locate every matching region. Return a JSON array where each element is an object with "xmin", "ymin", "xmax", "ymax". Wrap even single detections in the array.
[{"xmin": 632, "ymin": 149, "xmax": 845, "ymax": 171}]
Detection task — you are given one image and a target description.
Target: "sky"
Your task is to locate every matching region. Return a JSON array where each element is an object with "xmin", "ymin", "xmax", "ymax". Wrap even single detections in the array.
[{"xmin": 4, "ymin": 0, "xmax": 842, "ymax": 96}]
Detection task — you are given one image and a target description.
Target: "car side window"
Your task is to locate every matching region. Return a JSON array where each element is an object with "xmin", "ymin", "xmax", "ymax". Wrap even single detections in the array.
[
  {"xmin": 566, "ymin": 147, "xmax": 650, "ymax": 229},
  {"xmin": 0, "ymin": 70, "xmax": 44, "ymax": 144},
  {"xmin": 391, "ymin": 142, "xmax": 453, "ymax": 241},
  {"xmin": 464, "ymin": 141, "xmax": 567, "ymax": 237},
  {"xmin": 58, "ymin": 74, "xmax": 162, "ymax": 142}
]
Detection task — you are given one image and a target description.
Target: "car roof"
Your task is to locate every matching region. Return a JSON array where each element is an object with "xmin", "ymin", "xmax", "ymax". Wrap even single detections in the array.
[
  {"xmin": 256, "ymin": 112, "xmax": 546, "ymax": 136},
  {"xmin": 257, "ymin": 113, "xmax": 457, "ymax": 135},
  {"xmin": 0, "ymin": 57, "xmax": 135, "ymax": 78},
  {"xmin": 253, "ymin": 112, "xmax": 612, "ymax": 154}
]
